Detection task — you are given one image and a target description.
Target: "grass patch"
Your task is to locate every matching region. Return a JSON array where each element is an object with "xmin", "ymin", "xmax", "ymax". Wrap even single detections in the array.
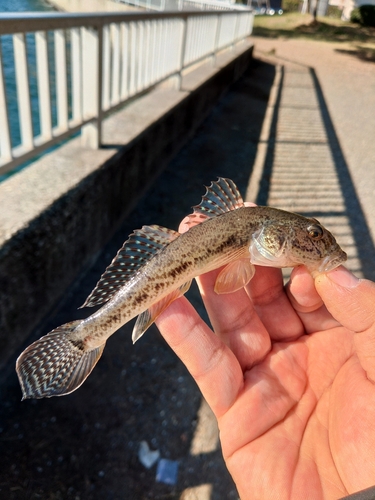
[{"xmin": 252, "ymin": 12, "xmax": 375, "ymax": 44}]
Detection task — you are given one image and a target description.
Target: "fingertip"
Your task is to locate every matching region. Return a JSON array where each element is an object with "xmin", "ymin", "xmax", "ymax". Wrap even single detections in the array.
[
  {"xmin": 320, "ymin": 265, "xmax": 360, "ymax": 289},
  {"xmin": 287, "ymin": 266, "xmax": 323, "ymax": 313},
  {"xmin": 178, "ymin": 216, "xmax": 191, "ymax": 234},
  {"xmin": 314, "ymin": 267, "xmax": 361, "ymax": 311},
  {"xmin": 314, "ymin": 267, "xmax": 375, "ymax": 333}
]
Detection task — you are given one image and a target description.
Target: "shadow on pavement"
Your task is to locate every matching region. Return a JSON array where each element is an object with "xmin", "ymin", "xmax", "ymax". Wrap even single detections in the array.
[
  {"xmin": 335, "ymin": 46, "xmax": 375, "ymax": 63},
  {"xmin": 310, "ymin": 68, "xmax": 375, "ymax": 279},
  {"xmin": 255, "ymin": 59, "xmax": 375, "ymax": 280}
]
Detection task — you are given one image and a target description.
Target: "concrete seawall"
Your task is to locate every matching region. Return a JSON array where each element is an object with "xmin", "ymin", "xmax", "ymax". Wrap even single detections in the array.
[{"xmin": 0, "ymin": 41, "xmax": 253, "ymax": 371}]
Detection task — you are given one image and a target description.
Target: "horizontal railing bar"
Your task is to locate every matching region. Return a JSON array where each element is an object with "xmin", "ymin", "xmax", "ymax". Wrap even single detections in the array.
[
  {"xmin": 0, "ymin": 10, "xmax": 251, "ymax": 35},
  {"xmin": 0, "ymin": 119, "xmax": 95, "ymax": 175}
]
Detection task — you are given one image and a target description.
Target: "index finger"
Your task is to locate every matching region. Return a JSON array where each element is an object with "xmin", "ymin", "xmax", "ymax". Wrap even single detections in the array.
[{"xmin": 195, "ymin": 268, "xmax": 271, "ymax": 371}]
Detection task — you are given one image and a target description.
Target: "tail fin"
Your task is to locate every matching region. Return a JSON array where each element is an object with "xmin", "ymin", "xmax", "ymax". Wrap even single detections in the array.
[{"xmin": 16, "ymin": 320, "xmax": 105, "ymax": 400}]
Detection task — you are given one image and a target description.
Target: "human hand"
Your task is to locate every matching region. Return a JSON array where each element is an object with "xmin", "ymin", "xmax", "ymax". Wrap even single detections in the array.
[{"xmin": 155, "ymin": 219, "xmax": 375, "ymax": 499}]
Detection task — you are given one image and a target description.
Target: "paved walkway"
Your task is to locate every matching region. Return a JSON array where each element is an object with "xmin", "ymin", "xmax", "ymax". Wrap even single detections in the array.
[
  {"xmin": 248, "ymin": 37, "xmax": 375, "ymax": 280},
  {"xmin": 1, "ymin": 37, "xmax": 375, "ymax": 500}
]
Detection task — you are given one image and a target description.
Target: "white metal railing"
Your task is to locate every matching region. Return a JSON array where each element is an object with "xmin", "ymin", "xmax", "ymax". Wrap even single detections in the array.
[{"xmin": 0, "ymin": 10, "xmax": 253, "ymax": 175}]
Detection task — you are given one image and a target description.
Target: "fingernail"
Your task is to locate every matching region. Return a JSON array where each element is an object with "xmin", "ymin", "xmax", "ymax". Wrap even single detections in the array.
[{"xmin": 326, "ymin": 266, "xmax": 360, "ymax": 288}]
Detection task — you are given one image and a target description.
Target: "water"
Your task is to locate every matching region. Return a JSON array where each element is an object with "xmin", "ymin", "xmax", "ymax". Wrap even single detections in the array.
[
  {"xmin": 0, "ymin": 0, "xmax": 56, "ymax": 181},
  {"xmin": 0, "ymin": 0, "xmax": 53, "ymax": 12}
]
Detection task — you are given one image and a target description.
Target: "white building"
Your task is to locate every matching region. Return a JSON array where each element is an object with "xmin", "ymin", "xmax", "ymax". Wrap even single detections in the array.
[{"xmin": 302, "ymin": 0, "xmax": 375, "ymax": 20}]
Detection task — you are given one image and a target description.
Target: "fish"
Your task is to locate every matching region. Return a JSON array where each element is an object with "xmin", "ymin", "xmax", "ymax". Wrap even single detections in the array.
[{"xmin": 16, "ymin": 178, "xmax": 347, "ymax": 400}]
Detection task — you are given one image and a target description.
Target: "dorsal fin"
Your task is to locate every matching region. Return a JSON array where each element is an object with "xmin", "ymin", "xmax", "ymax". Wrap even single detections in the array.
[
  {"xmin": 186, "ymin": 177, "xmax": 244, "ymax": 227},
  {"xmin": 81, "ymin": 225, "xmax": 180, "ymax": 308}
]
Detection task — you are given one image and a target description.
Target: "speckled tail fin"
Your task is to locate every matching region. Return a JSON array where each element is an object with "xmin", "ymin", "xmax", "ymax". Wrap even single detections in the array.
[
  {"xmin": 186, "ymin": 178, "xmax": 244, "ymax": 228},
  {"xmin": 16, "ymin": 321, "xmax": 105, "ymax": 399},
  {"xmin": 81, "ymin": 225, "xmax": 180, "ymax": 309}
]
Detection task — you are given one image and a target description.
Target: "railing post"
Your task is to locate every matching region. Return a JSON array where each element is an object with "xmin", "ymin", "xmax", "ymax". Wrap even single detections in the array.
[
  {"xmin": 81, "ymin": 24, "xmax": 103, "ymax": 149},
  {"xmin": 0, "ymin": 39, "xmax": 12, "ymax": 165},
  {"xmin": 54, "ymin": 29, "xmax": 69, "ymax": 133},
  {"xmin": 35, "ymin": 31, "xmax": 52, "ymax": 142},
  {"xmin": 102, "ymin": 24, "xmax": 111, "ymax": 112},
  {"xmin": 177, "ymin": 17, "xmax": 188, "ymax": 90},
  {"xmin": 212, "ymin": 13, "xmax": 221, "ymax": 67},
  {"xmin": 13, "ymin": 32, "xmax": 34, "ymax": 152},
  {"xmin": 232, "ymin": 13, "xmax": 241, "ymax": 49},
  {"xmin": 120, "ymin": 22, "xmax": 129, "ymax": 100},
  {"xmin": 71, "ymin": 27, "xmax": 82, "ymax": 126},
  {"xmin": 111, "ymin": 23, "xmax": 121, "ymax": 107}
]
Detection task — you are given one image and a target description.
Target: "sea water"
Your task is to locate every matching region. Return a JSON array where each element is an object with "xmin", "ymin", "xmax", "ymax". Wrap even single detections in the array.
[{"xmin": 0, "ymin": 0, "xmax": 56, "ymax": 180}]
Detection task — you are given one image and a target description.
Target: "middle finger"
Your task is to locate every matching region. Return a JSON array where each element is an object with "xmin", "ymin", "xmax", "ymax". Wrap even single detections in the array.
[
  {"xmin": 196, "ymin": 268, "xmax": 272, "ymax": 371},
  {"xmin": 246, "ymin": 266, "xmax": 305, "ymax": 342}
]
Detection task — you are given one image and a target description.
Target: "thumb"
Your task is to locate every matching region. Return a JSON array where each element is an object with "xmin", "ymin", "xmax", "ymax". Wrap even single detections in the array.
[{"xmin": 315, "ymin": 266, "xmax": 375, "ymax": 382}]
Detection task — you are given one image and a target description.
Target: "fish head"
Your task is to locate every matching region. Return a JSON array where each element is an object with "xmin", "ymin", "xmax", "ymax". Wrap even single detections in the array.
[{"xmin": 249, "ymin": 214, "xmax": 347, "ymax": 273}]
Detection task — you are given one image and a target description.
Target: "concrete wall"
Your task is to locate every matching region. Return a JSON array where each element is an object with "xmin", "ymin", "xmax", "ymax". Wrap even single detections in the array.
[{"xmin": 0, "ymin": 42, "xmax": 253, "ymax": 370}]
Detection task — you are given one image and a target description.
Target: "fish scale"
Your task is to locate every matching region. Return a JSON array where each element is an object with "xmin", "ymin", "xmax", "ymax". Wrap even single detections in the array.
[{"xmin": 16, "ymin": 178, "xmax": 346, "ymax": 400}]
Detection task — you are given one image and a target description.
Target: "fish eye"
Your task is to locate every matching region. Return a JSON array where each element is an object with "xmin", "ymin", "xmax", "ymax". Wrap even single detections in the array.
[{"xmin": 307, "ymin": 224, "xmax": 324, "ymax": 240}]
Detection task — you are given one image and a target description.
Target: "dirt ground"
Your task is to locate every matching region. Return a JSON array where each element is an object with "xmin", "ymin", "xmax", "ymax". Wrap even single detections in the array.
[{"xmin": 0, "ymin": 57, "xmax": 275, "ymax": 500}]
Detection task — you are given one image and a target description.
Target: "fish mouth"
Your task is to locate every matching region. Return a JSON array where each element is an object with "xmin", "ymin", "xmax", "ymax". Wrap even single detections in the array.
[{"xmin": 318, "ymin": 249, "xmax": 348, "ymax": 273}]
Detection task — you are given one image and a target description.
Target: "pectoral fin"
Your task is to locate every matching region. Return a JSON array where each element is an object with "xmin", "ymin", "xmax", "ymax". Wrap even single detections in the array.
[
  {"xmin": 132, "ymin": 280, "xmax": 192, "ymax": 343},
  {"xmin": 214, "ymin": 259, "xmax": 255, "ymax": 294}
]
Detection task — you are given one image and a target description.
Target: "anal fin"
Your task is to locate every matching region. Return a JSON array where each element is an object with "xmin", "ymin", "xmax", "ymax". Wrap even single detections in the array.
[
  {"xmin": 214, "ymin": 259, "xmax": 255, "ymax": 294},
  {"xmin": 132, "ymin": 281, "xmax": 192, "ymax": 343}
]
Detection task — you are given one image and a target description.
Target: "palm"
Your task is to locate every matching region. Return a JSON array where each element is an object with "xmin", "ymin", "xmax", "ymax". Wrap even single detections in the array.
[
  {"xmin": 223, "ymin": 327, "xmax": 374, "ymax": 499},
  {"xmin": 156, "ymin": 265, "xmax": 375, "ymax": 499}
]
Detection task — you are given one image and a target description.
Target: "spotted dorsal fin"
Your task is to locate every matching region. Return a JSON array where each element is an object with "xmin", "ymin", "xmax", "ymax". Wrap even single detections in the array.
[
  {"xmin": 186, "ymin": 178, "xmax": 244, "ymax": 228},
  {"xmin": 81, "ymin": 225, "xmax": 180, "ymax": 308}
]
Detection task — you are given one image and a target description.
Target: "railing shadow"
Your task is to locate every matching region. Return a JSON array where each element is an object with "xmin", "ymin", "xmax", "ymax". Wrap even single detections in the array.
[
  {"xmin": 255, "ymin": 59, "xmax": 375, "ymax": 280},
  {"xmin": 310, "ymin": 67, "xmax": 375, "ymax": 279},
  {"xmin": 255, "ymin": 65, "xmax": 284, "ymax": 207}
]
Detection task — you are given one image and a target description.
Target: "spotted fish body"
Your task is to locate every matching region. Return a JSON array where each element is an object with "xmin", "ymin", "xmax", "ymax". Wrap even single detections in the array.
[{"xmin": 16, "ymin": 178, "xmax": 347, "ymax": 399}]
